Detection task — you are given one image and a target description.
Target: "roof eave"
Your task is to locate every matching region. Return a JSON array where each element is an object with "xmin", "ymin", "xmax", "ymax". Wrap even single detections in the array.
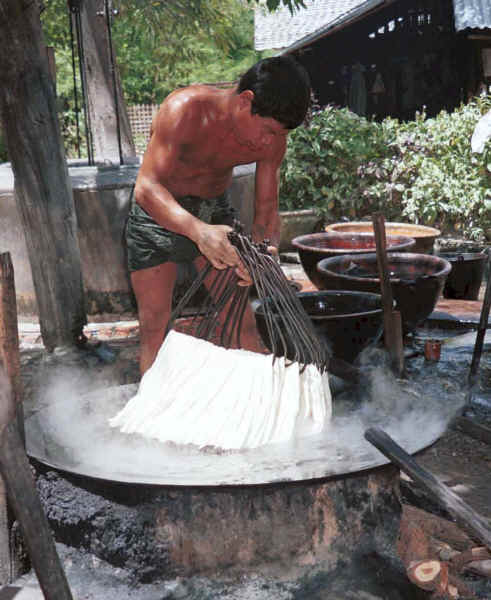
[{"xmin": 277, "ymin": 0, "xmax": 390, "ymax": 55}]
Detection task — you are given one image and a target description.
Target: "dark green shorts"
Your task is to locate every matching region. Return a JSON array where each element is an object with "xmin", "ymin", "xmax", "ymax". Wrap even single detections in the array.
[{"xmin": 126, "ymin": 190, "xmax": 237, "ymax": 272}]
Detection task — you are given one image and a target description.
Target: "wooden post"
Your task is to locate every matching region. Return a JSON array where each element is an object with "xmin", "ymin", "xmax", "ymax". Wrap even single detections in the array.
[
  {"xmin": 0, "ymin": 253, "xmax": 24, "ymax": 444},
  {"xmin": 0, "ymin": 0, "xmax": 88, "ymax": 351},
  {"xmin": 0, "ymin": 372, "xmax": 73, "ymax": 599},
  {"xmin": 365, "ymin": 427, "xmax": 491, "ymax": 550},
  {"xmin": 0, "ymin": 252, "xmax": 23, "ymax": 583},
  {"xmin": 468, "ymin": 252, "xmax": 491, "ymax": 388},
  {"xmin": 372, "ymin": 213, "xmax": 404, "ymax": 375}
]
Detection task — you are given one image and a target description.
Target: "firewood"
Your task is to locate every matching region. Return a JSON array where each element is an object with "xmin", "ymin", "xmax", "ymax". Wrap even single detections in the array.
[
  {"xmin": 402, "ymin": 505, "xmax": 473, "ymax": 552},
  {"xmin": 435, "ymin": 561, "xmax": 449, "ymax": 596},
  {"xmin": 407, "ymin": 559, "xmax": 442, "ymax": 590},
  {"xmin": 465, "ymin": 559, "xmax": 491, "ymax": 578},
  {"xmin": 365, "ymin": 429, "xmax": 491, "ymax": 549},
  {"xmin": 447, "ymin": 574, "xmax": 478, "ymax": 599},
  {"xmin": 451, "ymin": 547, "xmax": 491, "ymax": 572}
]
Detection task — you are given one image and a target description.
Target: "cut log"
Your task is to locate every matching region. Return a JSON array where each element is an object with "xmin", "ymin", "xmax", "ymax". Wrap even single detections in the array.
[
  {"xmin": 402, "ymin": 505, "xmax": 474, "ymax": 552},
  {"xmin": 451, "ymin": 547, "xmax": 491, "ymax": 572},
  {"xmin": 407, "ymin": 559, "xmax": 442, "ymax": 590},
  {"xmin": 365, "ymin": 428, "xmax": 491, "ymax": 550},
  {"xmin": 465, "ymin": 559, "xmax": 491, "ymax": 578}
]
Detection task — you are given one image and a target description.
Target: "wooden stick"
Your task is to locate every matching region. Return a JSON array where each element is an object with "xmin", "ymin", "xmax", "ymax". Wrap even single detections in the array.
[
  {"xmin": 364, "ymin": 427, "xmax": 491, "ymax": 550},
  {"xmin": 0, "ymin": 371, "xmax": 73, "ymax": 599},
  {"xmin": 451, "ymin": 546, "xmax": 491, "ymax": 572},
  {"xmin": 371, "ymin": 213, "xmax": 404, "ymax": 375},
  {"xmin": 0, "ymin": 253, "xmax": 24, "ymax": 444},
  {"xmin": 469, "ymin": 252, "xmax": 491, "ymax": 387}
]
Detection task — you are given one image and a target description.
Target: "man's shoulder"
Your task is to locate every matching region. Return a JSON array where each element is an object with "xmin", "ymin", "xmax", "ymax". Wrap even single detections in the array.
[{"xmin": 160, "ymin": 85, "xmax": 222, "ymax": 113}]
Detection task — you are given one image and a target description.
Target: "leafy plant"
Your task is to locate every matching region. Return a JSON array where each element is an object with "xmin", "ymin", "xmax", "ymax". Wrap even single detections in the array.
[{"xmin": 280, "ymin": 97, "xmax": 491, "ymax": 241}]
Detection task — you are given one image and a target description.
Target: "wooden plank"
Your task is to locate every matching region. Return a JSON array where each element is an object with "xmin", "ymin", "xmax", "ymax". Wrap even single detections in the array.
[{"xmin": 365, "ymin": 427, "xmax": 491, "ymax": 550}]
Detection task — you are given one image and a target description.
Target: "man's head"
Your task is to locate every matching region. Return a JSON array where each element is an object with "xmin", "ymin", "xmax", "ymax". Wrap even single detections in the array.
[{"xmin": 237, "ymin": 56, "xmax": 311, "ymax": 130}]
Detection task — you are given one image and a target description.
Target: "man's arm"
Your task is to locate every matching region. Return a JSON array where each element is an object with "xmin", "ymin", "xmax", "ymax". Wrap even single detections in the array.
[
  {"xmin": 252, "ymin": 140, "xmax": 286, "ymax": 249},
  {"xmin": 134, "ymin": 92, "xmax": 246, "ymax": 276}
]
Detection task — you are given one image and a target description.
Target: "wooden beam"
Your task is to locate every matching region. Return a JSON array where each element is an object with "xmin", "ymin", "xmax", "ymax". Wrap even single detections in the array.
[
  {"xmin": 0, "ymin": 371, "xmax": 73, "ymax": 599},
  {"xmin": 365, "ymin": 427, "xmax": 491, "ymax": 550}
]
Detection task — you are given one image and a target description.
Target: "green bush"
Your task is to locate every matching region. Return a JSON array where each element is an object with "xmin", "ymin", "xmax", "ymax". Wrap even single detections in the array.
[{"xmin": 280, "ymin": 97, "xmax": 491, "ymax": 241}]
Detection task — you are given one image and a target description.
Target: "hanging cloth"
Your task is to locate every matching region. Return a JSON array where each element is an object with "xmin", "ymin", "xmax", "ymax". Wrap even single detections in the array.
[{"xmin": 348, "ymin": 62, "xmax": 367, "ymax": 116}]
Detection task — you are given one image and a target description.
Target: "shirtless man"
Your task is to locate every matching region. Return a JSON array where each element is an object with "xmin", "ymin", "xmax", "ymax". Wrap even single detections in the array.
[{"xmin": 127, "ymin": 56, "xmax": 311, "ymax": 373}]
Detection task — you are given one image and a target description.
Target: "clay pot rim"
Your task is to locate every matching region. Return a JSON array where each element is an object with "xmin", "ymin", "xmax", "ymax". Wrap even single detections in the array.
[
  {"xmin": 317, "ymin": 252, "xmax": 452, "ymax": 284},
  {"xmin": 438, "ymin": 251, "xmax": 488, "ymax": 263},
  {"xmin": 291, "ymin": 232, "xmax": 415, "ymax": 254},
  {"xmin": 325, "ymin": 221, "xmax": 441, "ymax": 238},
  {"xmin": 255, "ymin": 289, "xmax": 385, "ymax": 320}
]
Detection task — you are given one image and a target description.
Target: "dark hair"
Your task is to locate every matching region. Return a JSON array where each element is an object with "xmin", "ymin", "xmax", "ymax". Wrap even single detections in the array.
[{"xmin": 237, "ymin": 56, "xmax": 311, "ymax": 129}]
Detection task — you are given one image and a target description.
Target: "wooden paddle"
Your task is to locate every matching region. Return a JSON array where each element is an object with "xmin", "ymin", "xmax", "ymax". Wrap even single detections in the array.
[{"xmin": 371, "ymin": 213, "xmax": 404, "ymax": 376}]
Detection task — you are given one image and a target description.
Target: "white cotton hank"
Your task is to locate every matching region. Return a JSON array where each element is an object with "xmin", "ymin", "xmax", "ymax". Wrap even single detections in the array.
[{"xmin": 109, "ymin": 330, "xmax": 332, "ymax": 450}]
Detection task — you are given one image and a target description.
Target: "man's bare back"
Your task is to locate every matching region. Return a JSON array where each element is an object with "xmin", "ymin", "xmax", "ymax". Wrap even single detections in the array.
[{"xmin": 138, "ymin": 85, "xmax": 287, "ymax": 205}]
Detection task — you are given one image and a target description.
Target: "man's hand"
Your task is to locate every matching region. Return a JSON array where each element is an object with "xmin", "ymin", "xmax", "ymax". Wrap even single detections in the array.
[{"xmin": 195, "ymin": 223, "xmax": 251, "ymax": 285}]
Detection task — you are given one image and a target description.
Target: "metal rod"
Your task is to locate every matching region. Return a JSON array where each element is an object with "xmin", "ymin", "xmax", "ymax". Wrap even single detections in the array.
[{"xmin": 68, "ymin": 7, "xmax": 82, "ymax": 158}]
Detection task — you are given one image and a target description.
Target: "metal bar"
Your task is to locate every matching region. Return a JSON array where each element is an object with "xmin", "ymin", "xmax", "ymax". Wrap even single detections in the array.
[{"xmin": 68, "ymin": 8, "xmax": 82, "ymax": 158}]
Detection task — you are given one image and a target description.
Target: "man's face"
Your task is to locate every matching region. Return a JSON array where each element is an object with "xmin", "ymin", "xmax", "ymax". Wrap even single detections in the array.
[
  {"xmin": 243, "ymin": 114, "xmax": 289, "ymax": 152},
  {"xmin": 234, "ymin": 91, "xmax": 289, "ymax": 152}
]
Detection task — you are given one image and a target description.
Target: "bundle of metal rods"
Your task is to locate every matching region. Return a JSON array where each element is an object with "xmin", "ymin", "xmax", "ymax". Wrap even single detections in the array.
[{"xmin": 168, "ymin": 223, "xmax": 330, "ymax": 373}]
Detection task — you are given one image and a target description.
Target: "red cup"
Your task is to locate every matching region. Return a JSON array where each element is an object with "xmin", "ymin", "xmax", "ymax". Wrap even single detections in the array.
[{"xmin": 424, "ymin": 339, "xmax": 442, "ymax": 361}]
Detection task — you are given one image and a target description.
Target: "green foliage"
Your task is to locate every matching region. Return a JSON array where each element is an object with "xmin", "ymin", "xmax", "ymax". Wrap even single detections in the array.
[
  {"xmin": 113, "ymin": 0, "xmax": 264, "ymax": 103},
  {"xmin": 280, "ymin": 97, "xmax": 491, "ymax": 241},
  {"xmin": 40, "ymin": 0, "xmax": 266, "ymax": 125}
]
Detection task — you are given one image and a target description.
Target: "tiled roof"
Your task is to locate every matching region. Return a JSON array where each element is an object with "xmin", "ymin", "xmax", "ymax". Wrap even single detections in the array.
[
  {"xmin": 453, "ymin": 0, "xmax": 491, "ymax": 30},
  {"xmin": 254, "ymin": 0, "xmax": 381, "ymax": 51},
  {"xmin": 254, "ymin": 0, "xmax": 491, "ymax": 52}
]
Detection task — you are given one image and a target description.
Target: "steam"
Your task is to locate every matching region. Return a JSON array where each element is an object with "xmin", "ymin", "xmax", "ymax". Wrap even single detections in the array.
[{"xmin": 25, "ymin": 346, "xmax": 466, "ymax": 486}]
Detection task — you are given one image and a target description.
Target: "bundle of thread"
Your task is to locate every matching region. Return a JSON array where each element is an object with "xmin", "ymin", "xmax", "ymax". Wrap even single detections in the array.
[{"xmin": 109, "ymin": 223, "xmax": 332, "ymax": 450}]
